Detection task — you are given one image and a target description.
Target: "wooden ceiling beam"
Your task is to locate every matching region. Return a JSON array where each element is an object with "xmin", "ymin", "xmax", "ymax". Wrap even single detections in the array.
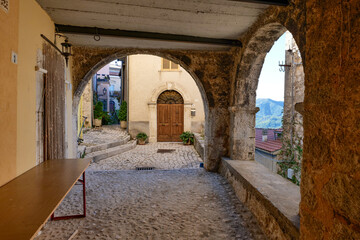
[{"xmin": 55, "ymin": 24, "xmax": 243, "ymax": 48}]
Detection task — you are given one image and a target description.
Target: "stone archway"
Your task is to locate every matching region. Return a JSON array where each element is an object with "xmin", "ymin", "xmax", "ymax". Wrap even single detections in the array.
[
  {"xmin": 230, "ymin": 22, "xmax": 305, "ymax": 161},
  {"xmin": 71, "ymin": 51, "xmax": 214, "ymax": 165},
  {"xmin": 71, "ymin": 47, "xmax": 236, "ymax": 171}
]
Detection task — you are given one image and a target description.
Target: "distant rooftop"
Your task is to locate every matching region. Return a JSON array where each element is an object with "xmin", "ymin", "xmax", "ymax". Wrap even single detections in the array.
[{"xmin": 255, "ymin": 128, "xmax": 282, "ymax": 154}]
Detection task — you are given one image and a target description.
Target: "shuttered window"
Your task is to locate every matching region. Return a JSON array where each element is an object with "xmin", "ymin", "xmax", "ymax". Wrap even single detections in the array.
[{"xmin": 162, "ymin": 58, "xmax": 179, "ymax": 71}]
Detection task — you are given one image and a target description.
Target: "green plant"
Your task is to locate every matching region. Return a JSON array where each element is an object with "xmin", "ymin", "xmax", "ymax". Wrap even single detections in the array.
[
  {"xmin": 180, "ymin": 131, "xmax": 194, "ymax": 144},
  {"xmin": 277, "ymin": 118, "xmax": 303, "ymax": 186},
  {"xmin": 94, "ymin": 102, "xmax": 104, "ymax": 120},
  {"xmin": 136, "ymin": 132, "xmax": 148, "ymax": 140},
  {"xmin": 102, "ymin": 112, "xmax": 111, "ymax": 125},
  {"xmin": 277, "ymin": 160, "xmax": 301, "ymax": 185},
  {"xmin": 119, "ymin": 101, "xmax": 127, "ymax": 121}
]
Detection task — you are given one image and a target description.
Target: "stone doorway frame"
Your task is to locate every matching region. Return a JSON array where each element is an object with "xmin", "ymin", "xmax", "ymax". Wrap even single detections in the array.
[{"xmin": 148, "ymin": 82, "xmax": 192, "ymax": 142}]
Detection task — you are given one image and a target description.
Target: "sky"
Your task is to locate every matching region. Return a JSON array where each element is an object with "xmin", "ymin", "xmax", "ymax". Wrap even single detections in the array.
[{"xmin": 256, "ymin": 33, "xmax": 286, "ymax": 101}]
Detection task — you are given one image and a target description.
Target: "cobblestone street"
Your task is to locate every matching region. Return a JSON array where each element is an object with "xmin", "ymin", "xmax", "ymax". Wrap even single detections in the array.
[
  {"xmin": 88, "ymin": 142, "xmax": 202, "ymax": 171},
  {"xmin": 36, "ymin": 170, "xmax": 265, "ymax": 240},
  {"xmin": 35, "ymin": 127, "xmax": 266, "ymax": 239}
]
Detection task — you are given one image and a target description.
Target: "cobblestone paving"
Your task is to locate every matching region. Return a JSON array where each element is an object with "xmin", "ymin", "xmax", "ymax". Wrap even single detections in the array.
[
  {"xmin": 36, "ymin": 170, "xmax": 266, "ymax": 240},
  {"xmin": 88, "ymin": 143, "xmax": 202, "ymax": 171},
  {"xmin": 81, "ymin": 125, "xmax": 128, "ymax": 147}
]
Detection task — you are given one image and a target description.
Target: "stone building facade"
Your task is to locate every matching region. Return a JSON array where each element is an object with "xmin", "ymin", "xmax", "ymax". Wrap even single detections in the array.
[{"xmin": 127, "ymin": 55, "xmax": 205, "ymax": 142}]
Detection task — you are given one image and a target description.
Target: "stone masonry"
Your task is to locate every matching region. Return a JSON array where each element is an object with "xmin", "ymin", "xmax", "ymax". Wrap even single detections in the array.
[{"xmin": 68, "ymin": 0, "xmax": 360, "ymax": 238}]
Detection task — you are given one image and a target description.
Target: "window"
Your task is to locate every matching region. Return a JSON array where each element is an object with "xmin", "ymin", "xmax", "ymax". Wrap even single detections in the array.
[{"xmin": 162, "ymin": 58, "xmax": 179, "ymax": 71}]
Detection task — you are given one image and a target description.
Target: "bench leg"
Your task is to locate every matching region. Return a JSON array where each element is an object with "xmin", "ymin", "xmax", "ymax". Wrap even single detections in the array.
[{"xmin": 51, "ymin": 172, "xmax": 86, "ymax": 221}]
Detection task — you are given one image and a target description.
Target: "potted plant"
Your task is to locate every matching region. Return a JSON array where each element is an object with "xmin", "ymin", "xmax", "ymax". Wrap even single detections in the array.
[
  {"xmin": 180, "ymin": 131, "xmax": 194, "ymax": 145},
  {"xmin": 93, "ymin": 102, "xmax": 104, "ymax": 127},
  {"xmin": 136, "ymin": 132, "xmax": 148, "ymax": 145},
  {"xmin": 119, "ymin": 101, "xmax": 127, "ymax": 129}
]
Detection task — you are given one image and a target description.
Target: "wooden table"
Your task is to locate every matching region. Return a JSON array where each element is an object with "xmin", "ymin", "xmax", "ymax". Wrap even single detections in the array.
[{"xmin": 0, "ymin": 158, "xmax": 90, "ymax": 240}]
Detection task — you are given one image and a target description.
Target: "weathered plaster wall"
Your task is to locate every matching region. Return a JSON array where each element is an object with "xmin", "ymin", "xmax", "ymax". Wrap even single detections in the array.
[
  {"xmin": 0, "ymin": 0, "xmax": 19, "ymax": 187},
  {"xmin": 71, "ymin": 48, "xmax": 234, "ymax": 171},
  {"xmin": 16, "ymin": 0, "xmax": 54, "ymax": 175},
  {"xmin": 300, "ymin": 0, "xmax": 360, "ymax": 239}
]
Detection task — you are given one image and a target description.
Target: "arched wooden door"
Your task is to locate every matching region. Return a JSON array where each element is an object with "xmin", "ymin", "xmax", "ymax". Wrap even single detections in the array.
[{"xmin": 157, "ymin": 90, "xmax": 184, "ymax": 142}]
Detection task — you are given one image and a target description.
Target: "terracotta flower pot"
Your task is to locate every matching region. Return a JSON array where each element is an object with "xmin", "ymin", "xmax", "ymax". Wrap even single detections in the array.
[
  {"xmin": 120, "ymin": 121, "xmax": 127, "ymax": 129},
  {"xmin": 94, "ymin": 118, "xmax": 102, "ymax": 127},
  {"xmin": 137, "ymin": 139, "xmax": 146, "ymax": 145}
]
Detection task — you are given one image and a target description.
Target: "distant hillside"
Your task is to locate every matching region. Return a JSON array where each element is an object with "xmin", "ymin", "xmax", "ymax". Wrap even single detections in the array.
[{"xmin": 256, "ymin": 98, "xmax": 283, "ymax": 129}]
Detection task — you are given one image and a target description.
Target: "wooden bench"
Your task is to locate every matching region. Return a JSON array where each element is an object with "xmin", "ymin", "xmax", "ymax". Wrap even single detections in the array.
[{"xmin": 0, "ymin": 158, "xmax": 90, "ymax": 240}]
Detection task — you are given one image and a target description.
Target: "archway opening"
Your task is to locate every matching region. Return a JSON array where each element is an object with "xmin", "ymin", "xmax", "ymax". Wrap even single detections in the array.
[
  {"xmin": 74, "ymin": 53, "xmax": 208, "ymax": 169},
  {"xmin": 255, "ymin": 30, "xmax": 304, "ymax": 185}
]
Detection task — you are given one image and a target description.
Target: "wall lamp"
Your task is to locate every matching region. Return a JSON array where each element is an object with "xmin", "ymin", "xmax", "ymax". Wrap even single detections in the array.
[{"xmin": 40, "ymin": 34, "xmax": 72, "ymax": 66}]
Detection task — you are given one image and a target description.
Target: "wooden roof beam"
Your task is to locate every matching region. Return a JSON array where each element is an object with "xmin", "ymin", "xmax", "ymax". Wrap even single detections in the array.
[{"xmin": 55, "ymin": 24, "xmax": 243, "ymax": 48}]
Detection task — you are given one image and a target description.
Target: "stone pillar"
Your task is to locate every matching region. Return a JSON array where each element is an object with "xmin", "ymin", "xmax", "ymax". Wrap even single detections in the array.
[
  {"xmin": 204, "ymin": 107, "xmax": 229, "ymax": 172},
  {"xmin": 229, "ymin": 105, "xmax": 259, "ymax": 161},
  {"xmin": 283, "ymin": 48, "xmax": 293, "ymax": 143},
  {"xmin": 148, "ymin": 102, "xmax": 157, "ymax": 143}
]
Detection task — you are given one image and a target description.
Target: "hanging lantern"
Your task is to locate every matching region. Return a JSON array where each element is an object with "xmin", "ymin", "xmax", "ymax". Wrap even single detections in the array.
[{"xmin": 61, "ymin": 38, "xmax": 72, "ymax": 66}]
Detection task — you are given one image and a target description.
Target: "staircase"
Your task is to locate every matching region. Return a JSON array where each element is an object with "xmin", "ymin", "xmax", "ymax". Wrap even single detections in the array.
[{"xmin": 84, "ymin": 135, "xmax": 137, "ymax": 163}]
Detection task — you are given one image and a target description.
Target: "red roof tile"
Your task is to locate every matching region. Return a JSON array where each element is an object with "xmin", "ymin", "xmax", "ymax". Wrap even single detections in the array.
[{"xmin": 255, "ymin": 128, "xmax": 283, "ymax": 153}]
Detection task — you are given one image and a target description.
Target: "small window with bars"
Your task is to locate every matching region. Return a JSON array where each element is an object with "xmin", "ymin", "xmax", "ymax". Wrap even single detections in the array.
[
  {"xmin": 1, "ymin": 0, "xmax": 9, "ymax": 13},
  {"xmin": 162, "ymin": 58, "xmax": 179, "ymax": 71}
]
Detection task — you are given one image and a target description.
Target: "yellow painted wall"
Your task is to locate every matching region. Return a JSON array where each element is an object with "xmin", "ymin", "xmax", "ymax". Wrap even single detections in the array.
[
  {"xmin": 0, "ymin": 0, "xmax": 19, "ymax": 186},
  {"xmin": 16, "ymin": 0, "xmax": 54, "ymax": 176}
]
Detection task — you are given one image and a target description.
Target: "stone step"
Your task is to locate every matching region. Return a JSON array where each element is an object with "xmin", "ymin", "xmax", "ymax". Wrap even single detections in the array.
[
  {"xmin": 85, "ymin": 135, "xmax": 131, "ymax": 154},
  {"xmin": 86, "ymin": 140, "xmax": 137, "ymax": 163}
]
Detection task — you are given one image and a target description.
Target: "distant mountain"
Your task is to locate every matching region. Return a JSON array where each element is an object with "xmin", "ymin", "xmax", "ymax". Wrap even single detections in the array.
[{"xmin": 256, "ymin": 98, "xmax": 283, "ymax": 129}]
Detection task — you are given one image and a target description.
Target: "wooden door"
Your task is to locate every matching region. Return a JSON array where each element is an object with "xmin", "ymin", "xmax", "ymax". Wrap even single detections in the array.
[{"xmin": 157, "ymin": 104, "xmax": 184, "ymax": 142}]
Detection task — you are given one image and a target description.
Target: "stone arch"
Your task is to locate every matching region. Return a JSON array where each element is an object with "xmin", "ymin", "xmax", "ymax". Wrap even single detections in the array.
[
  {"xmin": 230, "ymin": 22, "xmax": 305, "ymax": 160},
  {"xmin": 72, "ymin": 51, "xmax": 208, "ymax": 113},
  {"xmin": 71, "ymin": 50, "xmax": 209, "ymax": 159}
]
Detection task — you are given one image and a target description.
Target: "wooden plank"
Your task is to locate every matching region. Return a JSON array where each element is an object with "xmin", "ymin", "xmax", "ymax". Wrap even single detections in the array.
[
  {"xmin": 171, "ymin": 104, "xmax": 184, "ymax": 142},
  {"xmin": 43, "ymin": 43, "xmax": 66, "ymax": 160},
  {"xmin": 157, "ymin": 104, "xmax": 172, "ymax": 142},
  {"xmin": 0, "ymin": 158, "xmax": 90, "ymax": 240}
]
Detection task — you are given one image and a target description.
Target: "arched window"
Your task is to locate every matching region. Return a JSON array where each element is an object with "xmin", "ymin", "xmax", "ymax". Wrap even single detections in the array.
[{"xmin": 157, "ymin": 90, "xmax": 184, "ymax": 104}]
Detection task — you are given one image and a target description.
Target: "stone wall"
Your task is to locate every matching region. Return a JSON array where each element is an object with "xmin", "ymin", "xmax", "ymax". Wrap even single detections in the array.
[
  {"xmin": 81, "ymin": 80, "xmax": 92, "ymax": 127},
  {"xmin": 300, "ymin": 0, "xmax": 360, "ymax": 239},
  {"xmin": 68, "ymin": 1, "xmax": 360, "ymax": 238}
]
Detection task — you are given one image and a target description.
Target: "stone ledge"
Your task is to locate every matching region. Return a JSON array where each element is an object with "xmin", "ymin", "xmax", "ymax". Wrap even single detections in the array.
[
  {"xmin": 219, "ymin": 158, "xmax": 300, "ymax": 240},
  {"xmin": 193, "ymin": 133, "xmax": 204, "ymax": 160}
]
